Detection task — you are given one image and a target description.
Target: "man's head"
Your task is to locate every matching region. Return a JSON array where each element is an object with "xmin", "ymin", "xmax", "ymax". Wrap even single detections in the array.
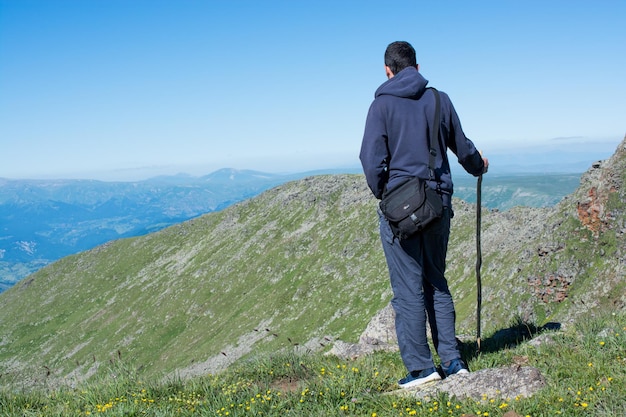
[{"xmin": 384, "ymin": 41, "xmax": 418, "ymax": 79}]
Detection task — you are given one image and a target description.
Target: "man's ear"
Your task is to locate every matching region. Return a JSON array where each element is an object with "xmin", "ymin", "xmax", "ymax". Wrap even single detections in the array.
[
  {"xmin": 385, "ymin": 65, "xmax": 394, "ymax": 79},
  {"xmin": 416, "ymin": 64, "xmax": 420, "ymax": 71}
]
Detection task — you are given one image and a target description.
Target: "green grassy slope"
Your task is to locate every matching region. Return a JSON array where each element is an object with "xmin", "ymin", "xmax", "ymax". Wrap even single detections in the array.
[
  {"xmin": 1, "ymin": 137, "xmax": 625, "ymax": 388},
  {"xmin": 0, "ymin": 175, "xmax": 391, "ymax": 385}
]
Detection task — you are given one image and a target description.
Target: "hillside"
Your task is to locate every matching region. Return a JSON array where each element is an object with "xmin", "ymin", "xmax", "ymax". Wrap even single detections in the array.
[
  {"xmin": 0, "ymin": 169, "xmax": 581, "ymax": 293},
  {"xmin": 0, "ymin": 169, "xmax": 319, "ymax": 290},
  {"xmin": 0, "ymin": 137, "xmax": 624, "ymax": 388}
]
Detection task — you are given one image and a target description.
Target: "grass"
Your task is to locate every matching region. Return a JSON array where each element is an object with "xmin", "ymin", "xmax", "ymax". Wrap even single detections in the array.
[
  {"xmin": 2, "ymin": 311, "xmax": 624, "ymax": 417},
  {"xmin": 2, "ymin": 172, "xmax": 625, "ymax": 415},
  {"xmin": 0, "ymin": 175, "xmax": 392, "ymax": 383},
  {"xmin": 3, "ymin": 173, "xmax": 624, "ymax": 388}
]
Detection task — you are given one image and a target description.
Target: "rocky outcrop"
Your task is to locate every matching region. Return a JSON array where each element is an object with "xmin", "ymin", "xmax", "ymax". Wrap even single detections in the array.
[
  {"xmin": 576, "ymin": 137, "xmax": 626, "ymax": 236},
  {"xmin": 330, "ymin": 302, "xmax": 550, "ymax": 401},
  {"xmin": 577, "ymin": 184, "xmax": 605, "ymax": 234},
  {"xmin": 327, "ymin": 303, "xmax": 398, "ymax": 359},
  {"xmin": 392, "ymin": 366, "xmax": 546, "ymax": 401},
  {"xmin": 527, "ymin": 273, "xmax": 571, "ymax": 303}
]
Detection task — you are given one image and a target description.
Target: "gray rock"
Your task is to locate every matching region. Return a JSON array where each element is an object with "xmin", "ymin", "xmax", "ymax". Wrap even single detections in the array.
[
  {"xmin": 327, "ymin": 303, "xmax": 398, "ymax": 359},
  {"xmin": 331, "ymin": 303, "xmax": 548, "ymax": 401},
  {"xmin": 391, "ymin": 366, "xmax": 546, "ymax": 401},
  {"xmin": 527, "ymin": 332, "xmax": 558, "ymax": 347},
  {"xmin": 359, "ymin": 302, "xmax": 397, "ymax": 346}
]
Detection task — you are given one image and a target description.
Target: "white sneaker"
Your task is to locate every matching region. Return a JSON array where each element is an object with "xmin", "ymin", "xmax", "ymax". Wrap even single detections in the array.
[{"xmin": 398, "ymin": 367, "xmax": 442, "ymax": 388}]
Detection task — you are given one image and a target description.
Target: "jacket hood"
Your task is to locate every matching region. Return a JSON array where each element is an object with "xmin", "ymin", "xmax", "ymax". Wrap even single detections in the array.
[{"xmin": 374, "ymin": 66, "xmax": 428, "ymax": 99}]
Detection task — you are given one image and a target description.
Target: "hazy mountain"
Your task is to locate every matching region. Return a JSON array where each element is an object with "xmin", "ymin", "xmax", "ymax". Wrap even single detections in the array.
[
  {"xmin": 0, "ymin": 168, "xmax": 348, "ymax": 291},
  {"xmin": 0, "ymin": 136, "xmax": 624, "ymax": 387}
]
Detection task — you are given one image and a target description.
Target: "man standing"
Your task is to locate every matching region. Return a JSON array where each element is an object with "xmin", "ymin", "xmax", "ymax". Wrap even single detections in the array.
[{"xmin": 360, "ymin": 41, "xmax": 488, "ymax": 388}]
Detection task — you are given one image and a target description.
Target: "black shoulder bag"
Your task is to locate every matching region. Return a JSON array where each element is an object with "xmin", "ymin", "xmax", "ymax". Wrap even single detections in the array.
[{"xmin": 379, "ymin": 88, "xmax": 444, "ymax": 240}]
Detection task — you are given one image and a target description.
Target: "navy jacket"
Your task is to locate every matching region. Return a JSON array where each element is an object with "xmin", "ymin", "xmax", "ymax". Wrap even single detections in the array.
[{"xmin": 360, "ymin": 67, "xmax": 484, "ymax": 207}]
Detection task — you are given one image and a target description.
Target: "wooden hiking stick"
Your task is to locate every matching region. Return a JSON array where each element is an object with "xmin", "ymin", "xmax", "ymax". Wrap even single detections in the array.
[{"xmin": 476, "ymin": 174, "xmax": 483, "ymax": 352}]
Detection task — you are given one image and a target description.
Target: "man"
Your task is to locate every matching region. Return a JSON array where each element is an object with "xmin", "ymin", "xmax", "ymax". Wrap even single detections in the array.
[{"xmin": 360, "ymin": 41, "xmax": 488, "ymax": 388}]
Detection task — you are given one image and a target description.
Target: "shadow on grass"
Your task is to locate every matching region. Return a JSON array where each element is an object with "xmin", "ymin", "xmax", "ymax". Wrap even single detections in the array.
[{"xmin": 458, "ymin": 318, "xmax": 562, "ymax": 361}]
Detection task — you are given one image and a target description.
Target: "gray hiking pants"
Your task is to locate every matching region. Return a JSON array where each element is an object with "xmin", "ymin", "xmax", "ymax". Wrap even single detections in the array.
[{"xmin": 378, "ymin": 207, "xmax": 460, "ymax": 372}]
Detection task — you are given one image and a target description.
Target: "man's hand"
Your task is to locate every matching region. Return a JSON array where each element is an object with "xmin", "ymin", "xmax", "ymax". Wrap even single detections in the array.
[{"xmin": 479, "ymin": 150, "xmax": 489, "ymax": 174}]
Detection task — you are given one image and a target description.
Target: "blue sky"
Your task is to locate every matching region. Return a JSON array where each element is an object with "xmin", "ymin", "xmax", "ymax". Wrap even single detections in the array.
[{"xmin": 1, "ymin": 1, "xmax": 624, "ymax": 180}]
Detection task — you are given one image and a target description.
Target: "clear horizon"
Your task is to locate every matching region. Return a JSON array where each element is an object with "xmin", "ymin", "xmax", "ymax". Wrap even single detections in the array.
[
  {"xmin": 1, "ymin": 1, "xmax": 624, "ymax": 181},
  {"xmin": 0, "ymin": 140, "xmax": 619, "ymax": 183}
]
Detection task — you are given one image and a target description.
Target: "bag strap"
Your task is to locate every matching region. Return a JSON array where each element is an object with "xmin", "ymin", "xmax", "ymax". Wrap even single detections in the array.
[
  {"xmin": 382, "ymin": 87, "xmax": 442, "ymax": 196},
  {"xmin": 427, "ymin": 87, "xmax": 441, "ymax": 182}
]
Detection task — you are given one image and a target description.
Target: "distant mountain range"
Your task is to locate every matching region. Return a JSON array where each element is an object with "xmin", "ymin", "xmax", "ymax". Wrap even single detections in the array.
[
  {"xmin": 0, "ymin": 168, "xmax": 325, "ymax": 291},
  {"xmin": 0, "ymin": 168, "xmax": 583, "ymax": 292}
]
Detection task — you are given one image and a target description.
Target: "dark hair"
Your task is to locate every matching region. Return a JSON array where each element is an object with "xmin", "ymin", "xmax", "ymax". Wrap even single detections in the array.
[{"xmin": 384, "ymin": 41, "xmax": 417, "ymax": 76}]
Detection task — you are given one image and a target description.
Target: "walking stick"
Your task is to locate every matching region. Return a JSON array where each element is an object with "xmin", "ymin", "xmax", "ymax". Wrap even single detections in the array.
[{"xmin": 476, "ymin": 174, "xmax": 483, "ymax": 352}]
